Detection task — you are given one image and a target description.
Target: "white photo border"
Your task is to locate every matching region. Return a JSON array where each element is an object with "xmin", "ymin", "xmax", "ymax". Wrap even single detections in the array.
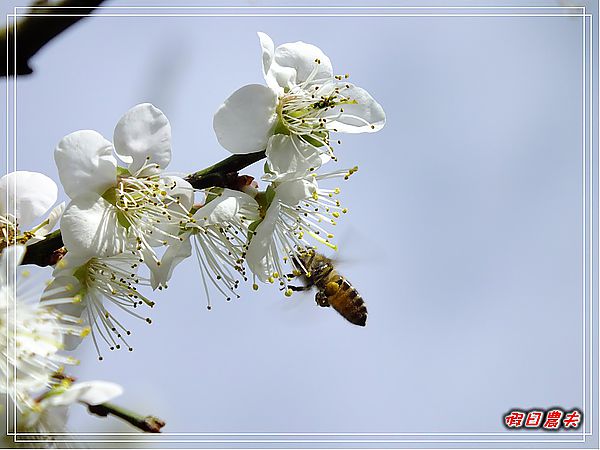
[{"xmin": 4, "ymin": 4, "xmax": 596, "ymax": 447}]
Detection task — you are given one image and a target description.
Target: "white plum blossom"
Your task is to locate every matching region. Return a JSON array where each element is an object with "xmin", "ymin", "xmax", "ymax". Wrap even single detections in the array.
[
  {"xmin": 55, "ymin": 103, "xmax": 194, "ymax": 278},
  {"xmin": 213, "ymin": 32, "xmax": 385, "ymax": 157},
  {"xmin": 152, "ymin": 189, "xmax": 260, "ymax": 308},
  {"xmin": 19, "ymin": 380, "xmax": 122, "ymax": 433},
  {"xmin": 246, "ymin": 135, "xmax": 355, "ymax": 289},
  {"xmin": 43, "ymin": 251, "xmax": 155, "ymax": 359},
  {"xmin": 0, "ymin": 171, "xmax": 63, "ymax": 249},
  {"xmin": 0, "ymin": 246, "xmax": 87, "ymax": 405}
]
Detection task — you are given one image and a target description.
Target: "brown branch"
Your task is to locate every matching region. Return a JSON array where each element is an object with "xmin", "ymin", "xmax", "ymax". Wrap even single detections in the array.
[
  {"xmin": 184, "ymin": 150, "xmax": 266, "ymax": 189},
  {"xmin": 87, "ymin": 402, "xmax": 165, "ymax": 433},
  {"xmin": 21, "ymin": 230, "xmax": 64, "ymax": 266},
  {"xmin": 1, "ymin": 0, "xmax": 106, "ymax": 77}
]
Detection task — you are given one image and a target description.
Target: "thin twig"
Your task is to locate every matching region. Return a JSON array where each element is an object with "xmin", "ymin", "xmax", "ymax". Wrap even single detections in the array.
[
  {"xmin": 87, "ymin": 402, "xmax": 165, "ymax": 433},
  {"xmin": 184, "ymin": 150, "xmax": 266, "ymax": 189},
  {"xmin": 20, "ymin": 230, "xmax": 64, "ymax": 266}
]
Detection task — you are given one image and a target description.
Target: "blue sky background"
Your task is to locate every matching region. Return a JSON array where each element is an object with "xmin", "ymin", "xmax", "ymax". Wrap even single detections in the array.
[{"xmin": 1, "ymin": 0, "xmax": 596, "ymax": 444}]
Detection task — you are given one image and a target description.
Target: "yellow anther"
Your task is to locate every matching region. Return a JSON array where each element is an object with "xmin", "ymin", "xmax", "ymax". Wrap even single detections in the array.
[
  {"xmin": 327, "ymin": 233, "xmax": 334, "ymax": 239},
  {"xmin": 272, "ymin": 272, "xmax": 280, "ymax": 279},
  {"xmin": 72, "ymin": 294, "xmax": 83, "ymax": 303},
  {"xmin": 284, "ymin": 289, "xmax": 293, "ymax": 297},
  {"xmin": 312, "ymin": 191, "xmax": 319, "ymax": 201},
  {"xmin": 342, "ymin": 208, "xmax": 348, "ymax": 214},
  {"xmin": 267, "ymin": 277, "xmax": 274, "ymax": 283},
  {"xmin": 332, "ymin": 212, "xmax": 340, "ymax": 218},
  {"xmin": 80, "ymin": 327, "xmax": 91, "ymax": 337},
  {"xmin": 308, "ymin": 231, "xmax": 337, "ymax": 250},
  {"xmin": 252, "ymin": 283, "xmax": 259, "ymax": 291},
  {"xmin": 334, "ymin": 188, "xmax": 341, "ymax": 194}
]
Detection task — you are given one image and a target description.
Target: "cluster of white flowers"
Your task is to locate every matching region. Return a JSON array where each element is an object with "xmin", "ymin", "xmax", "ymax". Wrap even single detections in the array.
[
  {"xmin": 214, "ymin": 33, "xmax": 385, "ymax": 291},
  {"xmin": 0, "ymin": 174, "xmax": 122, "ymax": 434},
  {"xmin": 2, "ymin": 32, "xmax": 384, "ymax": 436}
]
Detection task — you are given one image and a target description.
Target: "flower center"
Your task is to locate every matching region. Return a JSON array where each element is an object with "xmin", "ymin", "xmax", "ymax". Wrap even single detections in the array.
[
  {"xmin": 0, "ymin": 215, "xmax": 36, "ymax": 252},
  {"xmin": 277, "ymin": 74, "xmax": 357, "ymax": 153},
  {"xmin": 106, "ymin": 166, "xmax": 191, "ymax": 264}
]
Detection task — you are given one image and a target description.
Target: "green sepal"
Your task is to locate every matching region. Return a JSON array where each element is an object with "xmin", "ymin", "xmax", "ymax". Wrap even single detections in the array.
[
  {"xmin": 265, "ymin": 184, "xmax": 276, "ymax": 205},
  {"xmin": 247, "ymin": 218, "xmax": 264, "ymax": 241},
  {"xmin": 116, "ymin": 166, "xmax": 131, "ymax": 177},
  {"xmin": 101, "ymin": 187, "xmax": 117, "ymax": 205},
  {"xmin": 263, "ymin": 161, "xmax": 271, "ymax": 175},
  {"xmin": 254, "ymin": 188, "xmax": 276, "ymax": 215},
  {"xmin": 204, "ymin": 187, "xmax": 224, "ymax": 204},
  {"xmin": 272, "ymin": 120, "xmax": 290, "ymax": 136},
  {"xmin": 116, "ymin": 211, "xmax": 131, "ymax": 229},
  {"xmin": 302, "ymin": 130, "xmax": 328, "ymax": 148},
  {"xmin": 40, "ymin": 380, "xmax": 73, "ymax": 401}
]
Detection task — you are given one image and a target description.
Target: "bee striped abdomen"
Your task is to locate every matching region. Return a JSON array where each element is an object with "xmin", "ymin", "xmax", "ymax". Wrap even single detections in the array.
[
  {"xmin": 325, "ymin": 278, "xmax": 367, "ymax": 327},
  {"xmin": 295, "ymin": 250, "xmax": 368, "ymax": 327}
]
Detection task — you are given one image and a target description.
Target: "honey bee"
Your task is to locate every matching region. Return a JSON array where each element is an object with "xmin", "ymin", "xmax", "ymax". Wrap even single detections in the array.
[{"xmin": 289, "ymin": 249, "xmax": 367, "ymax": 326}]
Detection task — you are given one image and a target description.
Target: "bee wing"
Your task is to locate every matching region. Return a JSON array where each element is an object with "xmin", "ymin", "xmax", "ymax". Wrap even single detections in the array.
[{"xmin": 324, "ymin": 225, "xmax": 388, "ymax": 268}]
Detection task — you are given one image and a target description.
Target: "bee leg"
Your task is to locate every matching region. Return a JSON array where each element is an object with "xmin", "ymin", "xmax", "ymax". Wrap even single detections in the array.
[
  {"xmin": 315, "ymin": 291, "xmax": 330, "ymax": 308},
  {"xmin": 288, "ymin": 285, "xmax": 310, "ymax": 292}
]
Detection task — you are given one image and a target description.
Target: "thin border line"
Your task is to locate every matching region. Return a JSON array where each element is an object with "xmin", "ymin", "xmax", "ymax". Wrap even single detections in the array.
[
  {"xmin": 6, "ymin": 13, "xmax": 596, "ymax": 17},
  {"xmin": 7, "ymin": 5, "xmax": 594, "ymax": 445},
  {"xmin": 13, "ymin": 5, "xmax": 591, "ymax": 9}
]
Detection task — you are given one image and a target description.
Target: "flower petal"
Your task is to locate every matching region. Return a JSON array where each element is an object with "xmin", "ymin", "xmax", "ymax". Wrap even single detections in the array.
[
  {"xmin": 149, "ymin": 234, "xmax": 192, "ymax": 290},
  {"xmin": 246, "ymin": 202, "xmax": 280, "ymax": 282},
  {"xmin": 36, "ymin": 405, "xmax": 70, "ymax": 432},
  {"xmin": 323, "ymin": 84, "xmax": 386, "ymax": 133},
  {"xmin": 113, "ymin": 103, "xmax": 172, "ymax": 174},
  {"xmin": 161, "ymin": 175, "xmax": 194, "ymax": 212},
  {"xmin": 0, "ymin": 171, "xmax": 58, "ymax": 229},
  {"xmin": 45, "ymin": 381, "xmax": 123, "ymax": 407},
  {"xmin": 0, "ymin": 244, "xmax": 25, "ymax": 287},
  {"xmin": 75, "ymin": 381, "xmax": 124, "ymax": 405},
  {"xmin": 60, "ymin": 194, "xmax": 129, "ymax": 259},
  {"xmin": 213, "ymin": 84, "xmax": 278, "ymax": 154},
  {"xmin": 258, "ymin": 32, "xmax": 280, "ymax": 92},
  {"xmin": 275, "ymin": 179, "xmax": 317, "ymax": 206},
  {"xmin": 41, "ymin": 271, "xmax": 87, "ymax": 351},
  {"xmin": 263, "ymin": 135, "xmax": 322, "ymax": 182},
  {"xmin": 28, "ymin": 202, "xmax": 65, "ymax": 244},
  {"xmin": 272, "ymin": 39, "xmax": 333, "ymax": 88},
  {"xmin": 55, "ymin": 131, "xmax": 117, "ymax": 198},
  {"xmin": 192, "ymin": 189, "xmax": 258, "ymax": 227},
  {"xmin": 42, "ymin": 273, "xmax": 86, "ymax": 317}
]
